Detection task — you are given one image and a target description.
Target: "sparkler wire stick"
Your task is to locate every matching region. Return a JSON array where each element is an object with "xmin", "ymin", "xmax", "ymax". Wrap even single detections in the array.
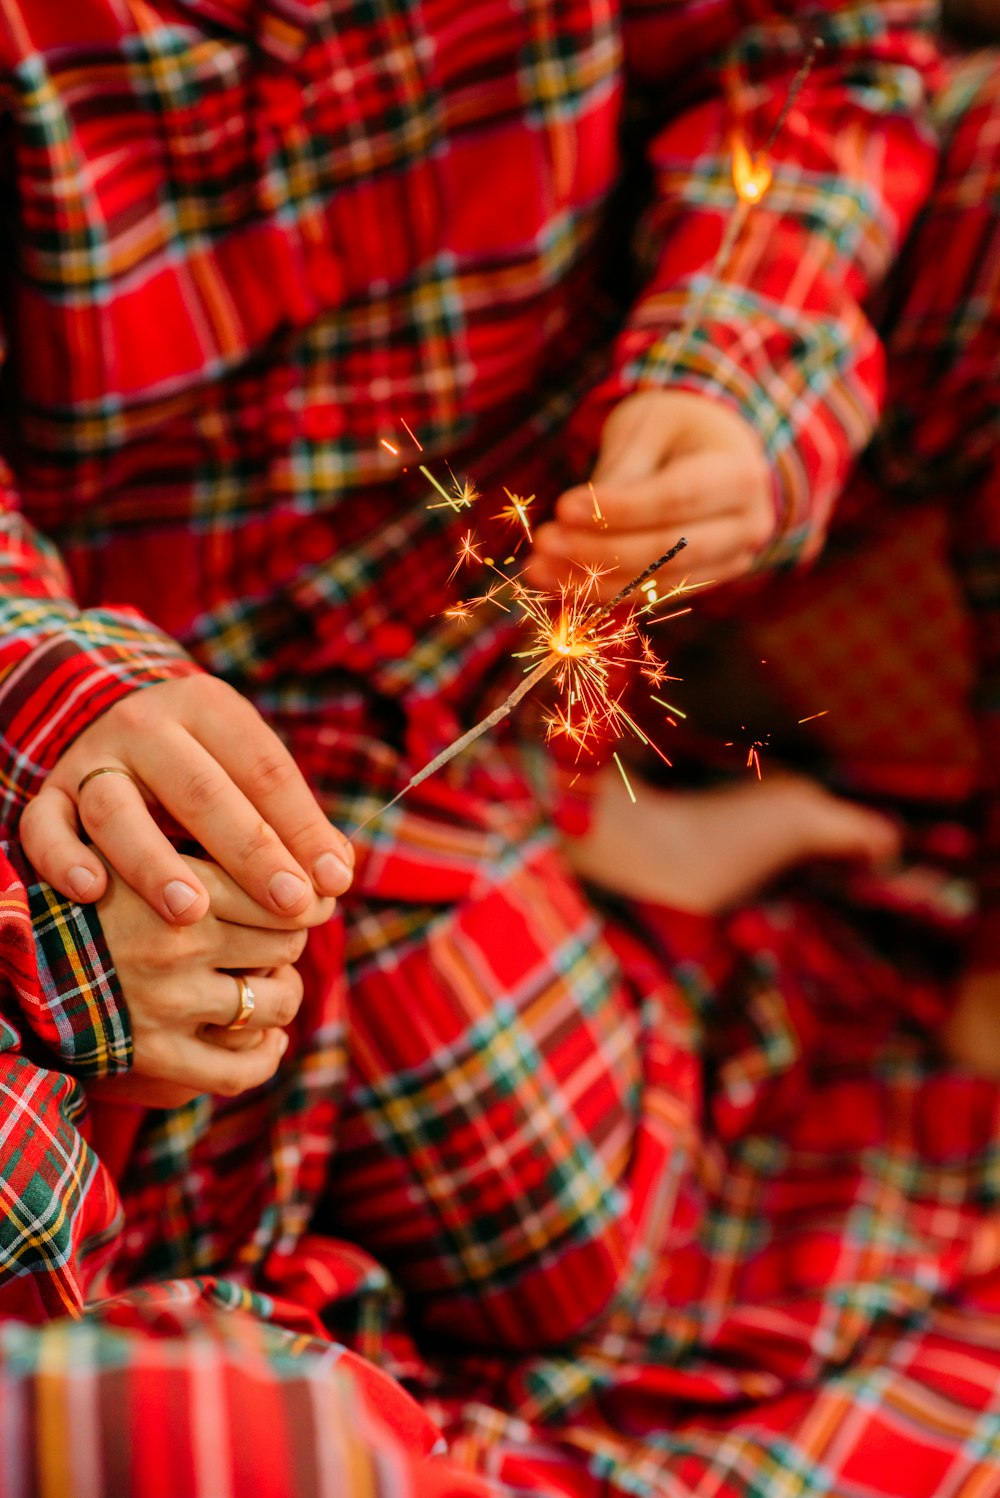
[
  {"xmin": 350, "ymin": 538, "xmax": 687, "ymax": 838},
  {"xmin": 656, "ymin": 35, "xmax": 822, "ymax": 374}
]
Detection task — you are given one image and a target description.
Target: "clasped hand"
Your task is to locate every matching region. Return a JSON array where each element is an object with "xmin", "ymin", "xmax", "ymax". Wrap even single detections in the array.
[
  {"xmin": 90, "ymin": 855, "xmax": 333, "ymax": 1109},
  {"xmin": 21, "ymin": 676, "xmax": 350, "ymax": 1104}
]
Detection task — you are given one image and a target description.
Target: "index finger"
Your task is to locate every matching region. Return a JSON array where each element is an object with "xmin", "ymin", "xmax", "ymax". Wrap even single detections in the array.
[
  {"xmin": 189, "ymin": 857, "xmax": 336, "ymax": 930},
  {"xmin": 555, "ymin": 453, "xmax": 749, "ymax": 533},
  {"xmin": 194, "ymin": 690, "xmax": 355, "ymax": 897},
  {"xmin": 20, "ymin": 776, "xmax": 212, "ymax": 923},
  {"xmin": 129, "ymin": 727, "xmax": 350, "ymax": 919}
]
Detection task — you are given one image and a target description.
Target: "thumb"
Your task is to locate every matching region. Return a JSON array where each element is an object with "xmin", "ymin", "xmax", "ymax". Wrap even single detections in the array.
[{"xmin": 590, "ymin": 392, "xmax": 681, "ymax": 487}]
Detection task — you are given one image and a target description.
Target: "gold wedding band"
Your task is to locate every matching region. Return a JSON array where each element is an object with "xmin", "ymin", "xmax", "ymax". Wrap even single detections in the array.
[
  {"xmin": 77, "ymin": 766, "xmax": 141, "ymax": 794},
  {"xmin": 227, "ymin": 975, "xmax": 256, "ymax": 1031}
]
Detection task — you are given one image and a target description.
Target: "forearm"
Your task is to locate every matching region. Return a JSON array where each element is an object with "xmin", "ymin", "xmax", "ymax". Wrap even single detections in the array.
[
  {"xmin": 0, "ymin": 505, "xmax": 201, "ymax": 826},
  {"xmin": 581, "ymin": 0, "xmax": 944, "ymax": 563}
]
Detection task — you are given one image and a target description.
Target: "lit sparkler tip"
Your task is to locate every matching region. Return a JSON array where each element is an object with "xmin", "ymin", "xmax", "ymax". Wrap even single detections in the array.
[{"xmin": 732, "ymin": 133, "xmax": 773, "ymax": 203}]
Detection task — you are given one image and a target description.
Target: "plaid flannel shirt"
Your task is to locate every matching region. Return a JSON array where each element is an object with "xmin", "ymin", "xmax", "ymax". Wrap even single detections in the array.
[
  {"xmin": 3, "ymin": 9, "xmax": 1000, "ymax": 1495},
  {"xmin": 0, "ymin": 0, "xmax": 947, "ymax": 1075}
]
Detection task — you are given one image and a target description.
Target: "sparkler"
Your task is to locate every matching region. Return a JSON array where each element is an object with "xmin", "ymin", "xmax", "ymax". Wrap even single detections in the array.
[
  {"xmin": 654, "ymin": 35, "xmax": 822, "ymax": 376},
  {"xmin": 350, "ymin": 538, "xmax": 688, "ymax": 837},
  {"xmin": 351, "ymin": 35, "xmax": 821, "ymax": 835}
]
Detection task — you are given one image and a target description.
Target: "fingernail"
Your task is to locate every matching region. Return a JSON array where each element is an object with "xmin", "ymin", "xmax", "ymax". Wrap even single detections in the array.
[
  {"xmin": 164, "ymin": 880, "xmax": 199, "ymax": 916},
  {"xmin": 313, "ymin": 851, "xmax": 353, "ymax": 893},
  {"xmin": 269, "ymin": 870, "xmax": 308, "ymax": 909},
  {"xmin": 277, "ymin": 1032, "xmax": 290, "ymax": 1055},
  {"xmin": 69, "ymin": 865, "xmax": 98, "ymax": 898}
]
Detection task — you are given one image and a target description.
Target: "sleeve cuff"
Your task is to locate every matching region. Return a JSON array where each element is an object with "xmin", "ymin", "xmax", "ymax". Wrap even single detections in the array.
[
  {"xmin": 3, "ymin": 842, "xmax": 131, "ymax": 1078},
  {"xmin": 0, "ymin": 609, "xmax": 202, "ymax": 823}
]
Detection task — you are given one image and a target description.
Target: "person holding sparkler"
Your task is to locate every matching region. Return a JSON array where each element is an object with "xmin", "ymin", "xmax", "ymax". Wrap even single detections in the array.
[{"xmin": 0, "ymin": 0, "xmax": 999, "ymax": 1494}]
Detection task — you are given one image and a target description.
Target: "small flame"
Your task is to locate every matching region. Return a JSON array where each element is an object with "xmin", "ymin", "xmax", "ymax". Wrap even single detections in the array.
[{"xmin": 731, "ymin": 134, "xmax": 772, "ymax": 204}]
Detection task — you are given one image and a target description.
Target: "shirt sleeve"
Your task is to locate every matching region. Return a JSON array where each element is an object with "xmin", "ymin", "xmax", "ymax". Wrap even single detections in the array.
[
  {"xmin": 0, "ymin": 457, "xmax": 188, "ymax": 1078},
  {"xmin": 574, "ymin": 0, "xmax": 943, "ymax": 568},
  {"xmin": 1, "ymin": 839, "xmax": 131, "ymax": 1078},
  {"xmin": 0, "ymin": 484, "xmax": 203, "ymax": 827},
  {"xmin": 0, "ymin": 844, "xmax": 124, "ymax": 1320}
]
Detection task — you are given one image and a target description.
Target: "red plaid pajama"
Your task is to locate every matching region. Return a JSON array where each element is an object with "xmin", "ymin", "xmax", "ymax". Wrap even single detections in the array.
[{"xmin": 0, "ymin": 4, "xmax": 999, "ymax": 1495}]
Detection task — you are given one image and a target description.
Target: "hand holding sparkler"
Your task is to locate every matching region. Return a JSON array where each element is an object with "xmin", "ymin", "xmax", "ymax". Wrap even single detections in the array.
[
  {"xmin": 528, "ymin": 389, "xmax": 771, "ymax": 596},
  {"xmin": 529, "ymin": 37, "xmax": 822, "ymax": 600}
]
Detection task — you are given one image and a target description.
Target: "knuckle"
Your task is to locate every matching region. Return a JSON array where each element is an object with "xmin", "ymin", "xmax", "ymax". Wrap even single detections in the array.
[
  {"xmin": 244, "ymin": 750, "xmax": 298, "ymax": 801},
  {"xmin": 177, "ymin": 765, "xmax": 227, "ymax": 817},
  {"xmin": 135, "ymin": 1034, "xmax": 173, "ymax": 1079},
  {"xmin": 272, "ymin": 972, "xmax": 303, "ymax": 1027},
  {"xmin": 77, "ymin": 784, "xmax": 124, "ymax": 833},
  {"xmin": 746, "ymin": 505, "xmax": 774, "ymax": 550},
  {"xmin": 18, "ymin": 797, "xmax": 53, "ymax": 850},
  {"xmin": 280, "ymin": 928, "xmax": 308, "ymax": 964},
  {"xmin": 235, "ymin": 820, "xmax": 282, "ymax": 866},
  {"xmin": 109, "ymin": 693, "xmax": 150, "ymax": 734},
  {"xmin": 200, "ymin": 676, "xmax": 238, "ymax": 709}
]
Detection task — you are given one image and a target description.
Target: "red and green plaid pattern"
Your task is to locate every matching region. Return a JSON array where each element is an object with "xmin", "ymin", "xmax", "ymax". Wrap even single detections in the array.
[{"xmin": 0, "ymin": 2, "xmax": 999, "ymax": 1495}]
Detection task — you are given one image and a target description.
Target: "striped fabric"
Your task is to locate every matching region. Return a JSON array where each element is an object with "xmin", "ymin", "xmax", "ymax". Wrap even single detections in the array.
[{"xmin": 0, "ymin": 2, "xmax": 999, "ymax": 1494}]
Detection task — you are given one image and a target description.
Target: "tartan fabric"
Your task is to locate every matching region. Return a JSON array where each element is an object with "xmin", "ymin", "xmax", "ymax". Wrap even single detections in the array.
[
  {"xmin": 0, "ymin": 3, "xmax": 998, "ymax": 1495},
  {"xmin": 0, "ymin": 1289, "xmax": 476, "ymax": 1498},
  {"xmin": 0, "ymin": 849, "xmax": 123, "ymax": 1323},
  {"xmin": 1, "ymin": 841, "xmax": 131, "ymax": 1076}
]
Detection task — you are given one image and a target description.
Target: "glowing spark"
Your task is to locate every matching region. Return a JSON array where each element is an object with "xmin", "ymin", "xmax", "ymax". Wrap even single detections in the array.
[
  {"xmin": 450, "ymin": 474, "xmax": 480, "ymax": 510},
  {"xmin": 731, "ymin": 133, "xmax": 772, "ymax": 204},
  {"xmin": 448, "ymin": 529, "xmax": 485, "ymax": 580},
  {"xmin": 588, "ymin": 482, "xmax": 606, "ymax": 529},
  {"xmin": 351, "ymin": 538, "xmax": 688, "ymax": 836},
  {"xmin": 423, "ymin": 466, "xmax": 478, "ymax": 512},
  {"xmin": 495, "ymin": 489, "xmax": 535, "ymax": 543},
  {"xmin": 468, "ymin": 580, "xmax": 512, "ymax": 612},
  {"xmin": 380, "ymin": 438, "xmax": 400, "ymax": 456},
  {"xmin": 650, "ymin": 694, "xmax": 687, "ymax": 720},
  {"xmin": 422, "ymin": 464, "xmax": 460, "ymax": 509},
  {"xmin": 443, "ymin": 601, "xmax": 473, "ymax": 621},
  {"xmin": 798, "ymin": 710, "xmax": 829, "ymax": 724},
  {"xmin": 613, "ymin": 752, "xmax": 637, "ymax": 804},
  {"xmin": 400, "ymin": 418, "xmax": 423, "ymax": 451}
]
